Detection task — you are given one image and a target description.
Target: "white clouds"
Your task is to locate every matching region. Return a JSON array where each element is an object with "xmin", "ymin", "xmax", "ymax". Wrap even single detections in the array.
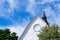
[
  {"xmin": 29, "ymin": 0, "xmax": 35, "ymax": 4},
  {"xmin": 42, "ymin": 1, "xmax": 60, "ymax": 26},
  {"xmin": 54, "ymin": 14, "xmax": 60, "ymax": 26},
  {"xmin": 7, "ymin": 0, "xmax": 16, "ymax": 9},
  {"xmin": 54, "ymin": 4, "xmax": 60, "ymax": 13},
  {"xmin": 43, "ymin": 7, "xmax": 56, "ymax": 17},
  {"xmin": 44, "ymin": 7, "xmax": 56, "ymax": 24},
  {"xmin": 56, "ymin": 4, "xmax": 60, "ymax": 9},
  {"xmin": 26, "ymin": 0, "xmax": 60, "ymax": 27},
  {"xmin": 26, "ymin": 0, "xmax": 55, "ymax": 16},
  {"xmin": 35, "ymin": 0, "xmax": 55, "ymax": 4},
  {"xmin": 8, "ymin": 25, "xmax": 24, "ymax": 37},
  {"xmin": 0, "ymin": 0, "xmax": 19, "ymax": 25},
  {"xmin": 0, "ymin": 0, "xmax": 14, "ymax": 17},
  {"xmin": 0, "ymin": 0, "xmax": 31, "ymax": 27},
  {"xmin": 5, "ymin": 0, "xmax": 17, "ymax": 17},
  {"xmin": 44, "ymin": 7, "xmax": 60, "ymax": 26},
  {"xmin": 0, "ymin": 0, "xmax": 21, "ymax": 18},
  {"xmin": 42, "ymin": 0, "xmax": 54, "ymax": 3},
  {"xmin": 26, "ymin": 0, "xmax": 37, "ymax": 16}
]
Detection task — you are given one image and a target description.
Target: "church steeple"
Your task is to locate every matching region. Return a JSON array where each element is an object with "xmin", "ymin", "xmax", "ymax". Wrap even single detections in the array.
[{"xmin": 42, "ymin": 11, "xmax": 49, "ymax": 25}]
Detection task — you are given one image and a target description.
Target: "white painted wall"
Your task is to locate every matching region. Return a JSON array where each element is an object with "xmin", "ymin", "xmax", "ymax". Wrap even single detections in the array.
[{"xmin": 19, "ymin": 16, "xmax": 47, "ymax": 40}]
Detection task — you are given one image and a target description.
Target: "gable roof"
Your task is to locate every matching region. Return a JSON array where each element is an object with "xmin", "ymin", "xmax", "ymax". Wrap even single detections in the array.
[{"xmin": 19, "ymin": 16, "xmax": 47, "ymax": 40}]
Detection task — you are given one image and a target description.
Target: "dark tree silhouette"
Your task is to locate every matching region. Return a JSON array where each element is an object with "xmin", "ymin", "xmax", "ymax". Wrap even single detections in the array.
[{"xmin": 0, "ymin": 29, "xmax": 18, "ymax": 40}]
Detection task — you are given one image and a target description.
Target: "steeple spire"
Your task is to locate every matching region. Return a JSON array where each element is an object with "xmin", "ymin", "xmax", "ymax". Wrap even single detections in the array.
[{"xmin": 42, "ymin": 11, "xmax": 49, "ymax": 25}]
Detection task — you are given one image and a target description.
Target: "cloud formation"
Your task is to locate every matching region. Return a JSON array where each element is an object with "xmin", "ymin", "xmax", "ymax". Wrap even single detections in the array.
[
  {"xmin": 8, "ymin": 25, "xmax": 24, "ymax": 37},
  {"xmin": 26, "ymin": 0, "xmax": 60, "ymax": 26},
  {"xmin": 0, "ymin": 0, "xmax": 60, "ymax": 39},
  {"xmin": 0, "ymin": 0, "xmax": 32, "ymax": 38}
]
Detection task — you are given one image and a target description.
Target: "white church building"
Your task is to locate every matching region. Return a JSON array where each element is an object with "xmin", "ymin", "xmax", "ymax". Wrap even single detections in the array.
[{"xmin": 19, "ymin": 12, "xmax": 49, "ymax": 40}]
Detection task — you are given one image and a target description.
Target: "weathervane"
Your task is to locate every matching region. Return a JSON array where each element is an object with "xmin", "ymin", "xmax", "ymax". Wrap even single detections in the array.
[
  {"xmin": 33, "ymin": 11, "xmax": 49, "ymax": 32},
  {"xmin": 42, "ymin": 11, "xmax": 49, "ymax": 25}
]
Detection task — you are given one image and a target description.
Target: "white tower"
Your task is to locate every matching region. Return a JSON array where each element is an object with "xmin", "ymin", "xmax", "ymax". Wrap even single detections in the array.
[{"xmin": 19, "ymin": 16, "xmax": 47, "ymax": 40}]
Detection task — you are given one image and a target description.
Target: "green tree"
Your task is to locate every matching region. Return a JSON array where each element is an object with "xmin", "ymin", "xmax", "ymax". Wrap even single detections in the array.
[
  {"xmin": 37, "ymin": 24, "xmax": 60, "ymax": 40},
  {"xmin": 0, "ymin": 29, "xmax": 18, "ymax": 40}
]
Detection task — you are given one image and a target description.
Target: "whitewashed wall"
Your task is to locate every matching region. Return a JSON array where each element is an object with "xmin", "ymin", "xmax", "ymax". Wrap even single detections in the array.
[{"xmin": 19, "ymin": 16, "xmax": 47, "ymax": 40}]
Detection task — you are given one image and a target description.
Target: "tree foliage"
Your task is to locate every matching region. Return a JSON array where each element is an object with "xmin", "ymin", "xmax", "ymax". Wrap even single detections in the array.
[
  {"xmin": 37, "ymin": 24, "xmax": 60, "ymax": 40},
  {"xmin": 0, "ymin": 29, "xmax": 18, "ymax": 40}
]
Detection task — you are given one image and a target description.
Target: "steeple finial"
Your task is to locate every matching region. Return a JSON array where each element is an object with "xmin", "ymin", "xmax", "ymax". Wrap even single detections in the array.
[{"xmin": 42, "ymin": 11, "xmax": 49, "ymax": 25}]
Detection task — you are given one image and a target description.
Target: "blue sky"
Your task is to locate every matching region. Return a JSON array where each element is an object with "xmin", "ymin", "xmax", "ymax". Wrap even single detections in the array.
[{"xmin": 0, "ymin": 0, "xmax": 60, "ymax": 37}]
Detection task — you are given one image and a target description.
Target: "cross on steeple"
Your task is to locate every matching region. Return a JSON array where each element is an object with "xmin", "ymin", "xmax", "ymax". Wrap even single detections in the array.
[{"xmin": 42, "ymin": 11, "xmax": 49, "ymax": 25}]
